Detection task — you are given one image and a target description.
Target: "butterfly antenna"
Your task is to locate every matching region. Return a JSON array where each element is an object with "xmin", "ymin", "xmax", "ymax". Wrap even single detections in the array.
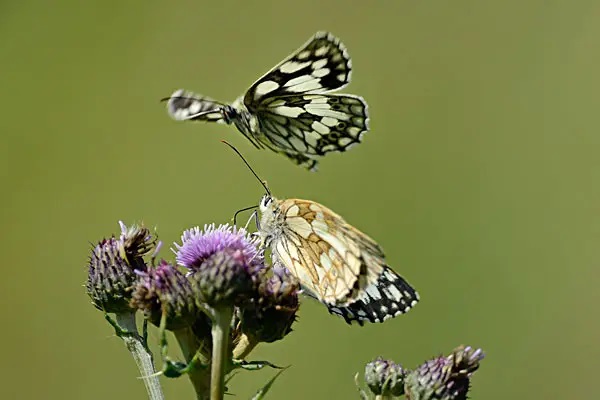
[
  {"xmin": 221, "ymin": 140, "xmax": 271, "ymax": 195},
  {"xmin": 233, "ymin": 205, "xmax": 258, "ymax": 226}
]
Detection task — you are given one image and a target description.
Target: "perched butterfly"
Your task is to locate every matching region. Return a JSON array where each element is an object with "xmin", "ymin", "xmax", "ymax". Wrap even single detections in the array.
[
  {"xmin": 225, "ymin": 142, "xmax": 419, "ymax": 325},
  {"xmin": 165, "ymin": 31, "xmax": 369, "ymax": 171}
]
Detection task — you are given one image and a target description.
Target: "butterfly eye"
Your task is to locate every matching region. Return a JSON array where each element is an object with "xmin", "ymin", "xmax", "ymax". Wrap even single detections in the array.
[{"xmin": 261, "ymin": 196, "xmax": 273, "ymax": 208}]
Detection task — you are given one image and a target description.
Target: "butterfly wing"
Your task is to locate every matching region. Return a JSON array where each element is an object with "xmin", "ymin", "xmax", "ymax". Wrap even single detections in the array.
[
  {"xmin": 243, "ymin": 31, "xmax": 353, "ymax": 107},
  {"xmin": 166, "ymin": 89, "xmax": 226, "ymax": 123},
  {"xmin": 268, "ymin": 199, "xmax": 419, "ymax": 324},
  {"xmin": 256, "ymin": 94, "xmax": 368, "ymax": 159}
]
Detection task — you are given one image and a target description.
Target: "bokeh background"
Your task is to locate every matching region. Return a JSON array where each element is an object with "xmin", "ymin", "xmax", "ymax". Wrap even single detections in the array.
[{"xmin": 1, "ymin": 1, "xmax": 599, "ymax": 399}]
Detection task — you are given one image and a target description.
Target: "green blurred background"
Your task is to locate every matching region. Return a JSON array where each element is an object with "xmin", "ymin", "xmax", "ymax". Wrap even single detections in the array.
[{"xmin": 1, "ymin": 1, "xmax": 599, "ymax": 398}]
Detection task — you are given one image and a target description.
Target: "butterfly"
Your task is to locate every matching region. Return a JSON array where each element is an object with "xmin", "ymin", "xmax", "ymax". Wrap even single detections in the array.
[
  {"xmin": 165, "ymin": 31, "xmax": 369, "ymax": 171},
  {"xmin": 226, "ymin": 142, "xmax": 419, "ymax": 325}
]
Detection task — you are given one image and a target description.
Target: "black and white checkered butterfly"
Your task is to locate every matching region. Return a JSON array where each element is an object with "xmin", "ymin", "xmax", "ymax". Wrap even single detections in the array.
[{"xmin": 165, "ymin": 32, "xmax": 369, "ymax": 171}]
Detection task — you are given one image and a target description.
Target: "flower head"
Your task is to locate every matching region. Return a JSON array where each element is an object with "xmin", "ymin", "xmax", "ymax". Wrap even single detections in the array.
[
  {"xmin": 364, "ymin": 357, "xmax": 406, "ymax": 396},
  {"xmin": 405, "ymin": 345, "xmax": 485, "ymax": 400},
  {"xmin": 174, "ymin": 224, "xmax": 265, "ymax": 307},
  {"xmin": 130, "ymin": 260, "xmax": 199, "ymax": 330},
  {"xmin": 174, "ymin": 224, "xmax": 262, "ymax": 271},
  {"xmin": 86, "ymin": 236, "xmax": 137, "ymax": 313},
  {"xmin": 239, "ymin": 271, "xmax": 300, "ymax": 343},
  {"xmin": 118, "ymin": 221, "xmax": 156, "ymax": 272}
]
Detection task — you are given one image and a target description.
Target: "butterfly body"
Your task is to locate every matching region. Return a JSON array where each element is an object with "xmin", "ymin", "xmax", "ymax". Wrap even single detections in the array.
[
  {"xmin": 257, "ymin": 194, "xmax": 419, "ymax": 325},
  {"xmin": 166, "ymin": 32, "xmax": 369, "ymax": 171}
]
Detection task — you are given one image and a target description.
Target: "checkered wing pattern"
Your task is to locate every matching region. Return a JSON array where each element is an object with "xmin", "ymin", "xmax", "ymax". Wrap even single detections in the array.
[
  {"xmin": 259, "ymin": 196, "xmax": 419, "ymax": 325},
  {"xmin": 164, "ymin": 32, "xmax": 369, "ymax": 170},
  {"xmin": 166, "ymin": 89, "xmax": 225, "ymax": 123}
]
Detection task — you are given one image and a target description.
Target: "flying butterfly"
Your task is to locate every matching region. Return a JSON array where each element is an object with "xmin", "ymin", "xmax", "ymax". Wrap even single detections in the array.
[
  {"xmin": 164, "ymin": 31, "xmax": 369, "ymax": 171},
  {"xmin": 224, "ymin": 142, "xmax": 419, "ymax": 325}
]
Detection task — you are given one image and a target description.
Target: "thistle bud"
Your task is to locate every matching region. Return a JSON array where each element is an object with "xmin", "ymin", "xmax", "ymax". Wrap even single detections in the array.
[{"xmin": 364, "ymin": 357, "xmax": 406, "ymax": 397}]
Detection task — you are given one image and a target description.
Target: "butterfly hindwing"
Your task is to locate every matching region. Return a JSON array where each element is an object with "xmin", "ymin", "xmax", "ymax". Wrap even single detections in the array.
[
  {"xmin": 327, "ymin": 266, "xmax": 420, "ymax": 325},
  {"xmin": 256, "ymin": 94, "xmax": 368, "ymax": 158}
]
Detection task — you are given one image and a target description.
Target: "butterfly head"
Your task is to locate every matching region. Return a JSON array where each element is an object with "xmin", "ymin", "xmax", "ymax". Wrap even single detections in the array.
[
  {"xmin": 257, "ymin": 194, "xmax": 281, "ymax": 247},
  {"xmin": 259, "ymin": 194, "xmax": 275, "ymax": 213}
]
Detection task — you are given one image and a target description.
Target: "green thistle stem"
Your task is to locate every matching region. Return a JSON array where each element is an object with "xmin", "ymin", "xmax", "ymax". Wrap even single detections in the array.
[
  {"xmin": 174, "ymin": 327, "xmax": 211, "ymax": 400},
  {"xmin": 209, "ymin": 306, "xmax": 234, "ymax": 400},
  {"xmin": 114, "ymin": 312, "xmax": 165, "ymax": 400},
  {"xmin": 374, "ymin": 395, "xmax": 392, "ymax": 400}
]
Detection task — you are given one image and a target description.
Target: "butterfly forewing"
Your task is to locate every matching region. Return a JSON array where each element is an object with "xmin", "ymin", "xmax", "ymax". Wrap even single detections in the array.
[
  {"xmin": 244, "ymin": 31, "xmax": 352, "ymax": 107},
  {"xmin": 259, "ymin": 196, "xmax": 419, "ymax": 325}
]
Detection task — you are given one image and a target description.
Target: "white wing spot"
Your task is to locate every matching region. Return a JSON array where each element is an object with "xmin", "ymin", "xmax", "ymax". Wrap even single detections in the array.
[
  {"xmin": 337, "ymin": 73, "xmax": 346, "ymax": 82},
  {"xmin": 304, "ymin": 106, "xmax": 351, "ymax": 120},
  {"xmin": 312, "ymin": 68, "xmax": 330, "ymax": 78},
  {"xmin": 188, "ymin": 101, "xmax": 201, "ymax": 114},
  {"xmin": 297, "ymin": 50, "xmax": 311, "ymax": 60},
  {"xmin": 339, "ymin": 137, "xmax": 353, "ymax": 146},
  {"xmin": 272, "ymin": 106, "xmax": 305, "ymax": 118},
  {"xmin": 321, "ymin": 116, "xmax": 338, "ymax": 127},
  {"xmin": 312, "ymin": 58, "xmax": 327, "ymax": 69},
  {"xmin": 255, "ymin": 81, "xmax": 280, "ymax": 96},
  {"xmin": 283, "ymin": 75, "xmax": 322, "ymax": 92},
  {"xmin": 312, "ymin": 59, "xmax": 328, "ymax": 70},
  {"xmin": 280, "ymin": 60, "xmax": 312, "ymax": 74},
  {"xmin": 172, "ymin": 109, "xmax": 190, "ymax": 120},
  {"xmin": 286, "ymin": 204, "xmax": 300, "ymax": 217},
  {"xmin": 315, "ymin": 45, "xmax": 330, "ymax": 57},
  {"xmin": 289, "ymin": 136, "xmax": 308, "ymax": 152},
  {"xmin": 366, "ymin": 285, "xmax": 382, "ymax": 300},
  {"xmin": 387, "ymin": 284, "xmax": 403, "ymax": 300},
  {"xmin": 348, "ymin": 127, "xmax": 361, "ymax": 136},
  {"xmin": 285, "ymin": 216, "xmax": 313, "ymax": 239},
  {"xmin": 309, "ymin": 97, "xmax": 329, "ymax": 104},
  {"xmin": 311, "ymin": 121, "xmax": 330, "ymax": 135}
]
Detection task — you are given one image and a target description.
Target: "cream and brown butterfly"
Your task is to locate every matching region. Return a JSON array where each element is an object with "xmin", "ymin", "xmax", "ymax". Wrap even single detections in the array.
[
  {"xmin": 224, "ymin": 142, "xmax": 419, "ymax": 325},
  {"xmin": 164, "ymin": 31, "xmax": 369, "ymax": 171}
]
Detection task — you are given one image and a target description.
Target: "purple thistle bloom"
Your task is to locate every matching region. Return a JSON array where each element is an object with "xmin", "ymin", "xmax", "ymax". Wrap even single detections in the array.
[
  {"xmin": 174, "ymin": 224, "xmax": 263, "ymax": 271},
  {"xmin": 86, "ymin": 236, "xmax": 138, "ymax": 314},
  {"xmin": 130, "ymin": 260, "xmax": 200, "ymax": 330},
  {"xmin": 86, "ymin": 221, "xmax": 157, "ymax": 314},
  {"xmin": 405, "ymin": 345, "xmax": 485, "ymax": 400},
  {"xmin": 174, "ymin": 224, "xmax": 265, "ymax": 307}
]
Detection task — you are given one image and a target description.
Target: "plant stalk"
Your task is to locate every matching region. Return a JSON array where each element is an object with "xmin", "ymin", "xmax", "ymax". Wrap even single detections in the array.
[
  {"xmin": 114, "ymin": 312, "xmax": 165, "ymax": 400},
  {"xmin": 174, "ymin": 327, "xmax": 211, "ymax": 400},
  {"xmin": 209, "ymin": 306, "xmax": 234, "ymax": 400}
]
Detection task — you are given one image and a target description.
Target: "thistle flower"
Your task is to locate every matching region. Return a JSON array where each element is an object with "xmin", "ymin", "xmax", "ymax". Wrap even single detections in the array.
[
  {"xmin": 174, "ymin": 224, "xmax": 265, "ymax": 307},
  {"xmin": 130, "ymin": 260, "xmax": 199, "ymax": 330},
  {"xmin": 118, "ymin": 221, "xmax": 156, "ymax": 272},
  {"xmin": 86, "ymin": 236, "xmax": 137, "ymax": 314},
  {"xmin": 364, "ymin": 357, "xmax": 406, "ymax": 397},
  {"xmin": 239, "ymin": 271, "xmax": 300, "ymax": 344},
  {"xmin": 404, "ymin": 345, "xmax": 485, "ymax": 400}
]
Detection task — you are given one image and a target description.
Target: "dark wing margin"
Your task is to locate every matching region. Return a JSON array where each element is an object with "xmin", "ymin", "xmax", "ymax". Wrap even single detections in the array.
[
  {"xmin": 244, "ymin": 31, "xmax": 353, "ymax": 108},
  {"xmin": 327, "ymin": 266, "xmax": 419, "ymax": 326}
]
